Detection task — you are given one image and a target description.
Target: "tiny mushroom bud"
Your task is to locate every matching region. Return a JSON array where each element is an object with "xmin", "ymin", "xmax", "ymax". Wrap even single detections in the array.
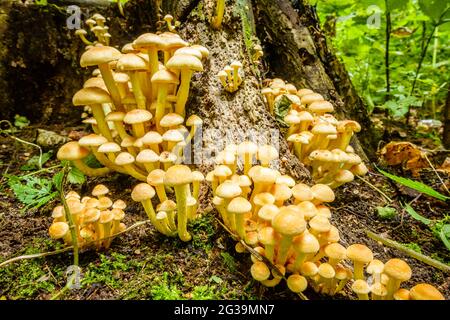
[
  {"xmin": 287, "ymin": 274, "xmax": 308, "ymax": 293},
  {"xmin": 383, "ymin": 258, "xmax": 412, "ymax": 299},
  {"xmin": 346, "ymin": 244, "xmax": 374, "ymax": 280},
  {"xmin": 250, "ymin": 261, "xmax": 270, "ymax": 282},
  {"xmin": 352, "ymin": 279, "xmax": 370, "ymax": 300}
]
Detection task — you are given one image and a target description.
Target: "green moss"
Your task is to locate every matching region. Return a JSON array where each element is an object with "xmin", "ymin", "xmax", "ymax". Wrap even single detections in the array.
[
  {"xmin": 189, "ymin": 214, "xmax": 217, "ymax": 251},
  {"xmin": 220, "ymin": 252, "xmax": 236, "ymax": 272},
  {"xmin": 151, "ymin": 272, "xmax": 183, "ymax": 300},
  {"xmin": 402, "ymin": 242, "xmax": 422, "ymax": 253}
]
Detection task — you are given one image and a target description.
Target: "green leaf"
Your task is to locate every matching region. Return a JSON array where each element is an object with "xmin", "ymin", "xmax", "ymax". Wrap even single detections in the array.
[
  {"xmin": 20, "ymin": 151, "xmax": 53, "ymax": 171},
  {"xmin": 376, "ymin": 206, "xmax": 397, "ymax": 219},
  {"xmin": 6, "ymin": 174, "xmax": 58, "ymax": 211},
  {"xmin": 378, "ymin": 168, "xmax": 450, "ymax": 201},
  {"xmin": 84, "ymin": 154, "xmax": 103, "ymax": 168},
  {"xmin": 403, "ymin": 203, "xmax": 433, "ymax": 225},
  {"xmin": 274, "ymin": 94, "xmax": 296, "ymax": 127},
  {"xmin": 386, "ymin": 0, "xmax": 409, "ymax": 11},
  {"xmin": 67, "ymin": 166, "xmax": 85, "ymax": 185},
  {"xmin": 209, "ymin": 275, "xmax": 223, "ymax": 284},
  {"xmin": 419, "ymin": 0, "xmax": 450, "ymax": 24},
  {"xmin": 52, "ymin": 171, "xmax": 64, "ymax": 192},
  {"xmin": 14, "ymin": 114, "xmax": 30, "ymax": 129},
  {"xmin": 439, "ymin": 224, "xmax": 450, "ymax": 251}
]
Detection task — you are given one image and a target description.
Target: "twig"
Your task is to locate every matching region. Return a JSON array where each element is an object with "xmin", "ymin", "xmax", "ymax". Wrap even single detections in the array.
[
  {"xmin": 356, "ymin": 174, "xmax": 393, "ymax": 203},
  {"xmin": 365, "ymin": 230, "xmax": 450, "ymax": 273},
  {"xmin": 0, "ymin": 220, "xmax": 151, "ymax": 268},
  {"xmin": 423, "ymin": 153, "xmax": 450, "ymax": 195}
]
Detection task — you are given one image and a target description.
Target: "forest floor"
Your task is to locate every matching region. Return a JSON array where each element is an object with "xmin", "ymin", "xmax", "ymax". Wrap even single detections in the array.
[{"xmin": 0, "ymin": 123, "xmax": 449, "ymax": 300}]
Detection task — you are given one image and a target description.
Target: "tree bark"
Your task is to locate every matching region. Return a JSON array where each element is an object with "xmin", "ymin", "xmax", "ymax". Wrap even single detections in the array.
[{"xmin": 442, "ymin": 84, "xmax": 450, "ymax": 149}]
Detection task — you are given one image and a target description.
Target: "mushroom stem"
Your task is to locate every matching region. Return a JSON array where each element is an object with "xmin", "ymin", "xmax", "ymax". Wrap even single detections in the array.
[
  {"xmin": 353, "ymin": 262, "xmax": 366, "ymax": 281},
  {"xmin": 91, "ymin": 104, "xmax": 114, "ymax": 141},
  {"xmin": 72, "ymin": 159, "xmax": 110, "ymax": 176},
  {"xmin": 212, "ymin": 0, "xmax": 225, "ymax": 29},
  {"xmin": 101, "ymin": 220, "xmax": 113, "ymax": 248},
  {"xmin": 98, "ymin": 64, "xmax": 123, "ymax": 111},
  {"xmin": 122, "ymin": 164, "xmax": 148, "ymax": 181},
  {"xmin": 78, "ymin": 34, "xmax": 93, "ymax": 46},
  {"xmin": 175, "ymin": 70, "xmax": 193, "ymax": 117},
  {"xmin": 264, "ymin": 244, "xmax": 275, "ymax": 263},
  {"xmin": 112, "ymin": 121, "xmax": 128, "ymax": 141},
  {"xmin": 155, "ymin": 185, "xmax": 168, "ymax": 203},
  {"xmin": 129, "ymin": 73, "xmax": 147, "ymax": 110},
  {"xmin": 173, "ymin": 184, "xmax": 192, "ymax": 241},
  {"xmin": 386, "ymin": 279, "xmax": 402, "ymax": 300},
  {"xmin": 192, "ymin": 180, "xmax": 201, "ymax": 218},
  {"xmin": 276, "ymin": 235, "xmax": 293, "ymax": 265},
  {"xmin": 140, "ymin": 199, "xmax": 165, "ymax": 233},
  {"xmin": 155, "ymin": 86, "xmax": 169, "ymax": 133}
]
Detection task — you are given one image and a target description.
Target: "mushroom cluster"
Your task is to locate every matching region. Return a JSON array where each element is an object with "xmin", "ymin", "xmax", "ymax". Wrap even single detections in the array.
[
  {"xmin": 162, "ymin": 14, "xmax": 180, "ymax": 33},
  {"xmin": 58, "ymin": 29, "xmax": 208, "ymax": 181},
  {"xmin": 261, "ymin": 79, "xmax": 368, "ymax": 188},
  {"xmin": 48, "ymin": 185, "xmax": 127, "ymax": 250},
  {"xmin": 217, "ymin": 61, "xmax": 243, "ymax": 93},
  {"xmin": 75, "ymin": 13, "xmax": 111, "ymax": 46},
  {"xmin": 131, "ymin": 164, "xmax": 204, "ymax": 242},
  {"xmin": 206, "ymin": 143, "xmax": 444, "ymax": 299}
]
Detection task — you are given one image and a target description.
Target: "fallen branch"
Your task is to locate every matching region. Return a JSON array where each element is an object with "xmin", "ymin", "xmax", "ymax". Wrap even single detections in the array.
[
  {"xmin": 365, "ymin": 230, "xmax": 450, "ymax": 273},
  {"xmin": 0, "ymin": 220, "xmax": 151, "ymax": 268}
]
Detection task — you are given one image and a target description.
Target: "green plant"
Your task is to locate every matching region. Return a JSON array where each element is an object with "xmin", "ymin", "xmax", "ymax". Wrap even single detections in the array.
[
  {"xmin": 220, "ymin": 252, "xmax": 237, "ymax": 273},
  {"xmin": 20, "ymin": 152, "xmax": 53, "ymax": 171},
  {"xmin": 191, "ymin": 285, "xmax": 217, "ymax": 300},
  {"xmin": 376, "ymin": 206, "xmax": 397, "ymax": 219},
  {"xmin": 150, "ymin": 272, "xmax": 183, "ymax": 300}
]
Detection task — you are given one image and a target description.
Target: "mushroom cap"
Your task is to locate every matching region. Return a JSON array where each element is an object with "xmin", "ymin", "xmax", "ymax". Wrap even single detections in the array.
[
  {"xmin": 214, "ymin": 165, "xmax": 232, "ymax": 178},
  {"xmin": 230, "ymin": 60, "xmax": 243, "ymax": 69},
  {"xmin": 346, "ymin": 244, "xmax": 374, "ymax": 264},
  {"xmin": 97, "ymin": 196, "xmax": 113, "ymax": 210},
  {"xmin": 116, "ymin": 53, "xmax": 148, "ymax": 71},
  {"xmin": 292, "ymin": 231, "xmax": 320, "ymax": 254},
  {"xmin": 164, "ymin": 165, "xmax": 193, "ymax": 186},
  {"xmin": 316, "ymin": 205, "xmax": 331, "ymax": 218},
  {"xmin": 271, "ymin": 206, "xmax": 306, "ymax": 237},
  {"xmin": 366, "ymin": 259, "xmax": 384, "ymax": 275},
  {"xmin": 351, "ymin": 163, "xmax": 368, "ymax": 176},
  {"xmin": 121, "ymin": 43, "xmax": 139, "ymax": 53},
  {"xmin": 297, "ymin": 201, "xmax": 318, "ymax": 219},
  {"xmin": 300, "ymin": 261, "xmax": 318, "ymax": 276},
  {"xmin": 166, "ymin": 54, "xmax": 203, "ymax": 72},
  {"xmin": 158, "ymin": 200, "xmax": 177, "ymax": 212},
  {"xmin": 82, "ymin": 117, "xmax": 98, "ymax": 125},
  {"xmin": 192, "ymin": 171, "xmax": 205, "ymax": 182},
  {"xmin": 276, "ymin": 175, "xmax": 296, "ymax": 187},
  {"xmin": 131, "ymin": 183, "xmax": 155, "ymax": 201},
  {"xmin": 393, "ymin": 288, "xmax": 411, "ymax": 300},
  {"xmin": 190, "ymin": 44, "xmax": 209, "ymax": 59},
  {"xmin": 258, "ymin": 226, "xmax": 276, "ymax": 246},
  {"xmin": 251, "ymin": 167, "xmax": 278, "ymax": 185},
  {"xmin": 309, "ymin": 215, "xmax": 331, "ymax": 233},
  {"xmin": 352, "ymin": 279, "xmax": 370, "ymax": 295},
  {"xmin": 257, "ymin": 145, "xmax": 279, "ymax": 163},
  {"xmin": 308, "ymin": 100, "xmax": 334, "ymax": 114},
  {"xmin": 73, "ymin": 87, "xmax": 111, "ymax": 105},
  {"xmin": 292, "ymin": 183, "xmax": 314, "ymax": 202},
  {"xmin": 297, "ymin": 88, "xmax": 314, "ymax": 98},
  {"xmin": 83, "ymin": 208, "xmax": 101, "ymax": 224},
  {"xmin": 98, "ymin": 142, "xmax": 121, "ymax": 153},
  {"xmin": 308, "ymin": 150, "xmax": 333, "ymax": 163},
  {"xmin": 52, "ymin": 206, "xmax": 64, "ymax": 219},
  {"xmin": 151, "ymin": 69, "xmax": 179, "ymax": 84},
  {"xmin": 80, "ymin": 46, "xmax": 121, "ymax": 67},
  {"xmin": 120, "ymin": 136, "xmax": 136, "ymax": 148},
  {"xmin": 337, "ymin": 120, "xmax": 361, "ymax": 133},
  {"xmin": 311, "ymin": 184, "xmax": 335, "ymax": 203},
  {"xmin": 227, "ymin": 197, "xmax": 252, "ymax": 214},
  {"xmin": 124, "ymin": 109, "xmax": 153, "ymax": 124},
  {"xmin": 257, "ymin": 204, "xmax": 279, "ymax": 222},
  {"xmin": 162, "ymin": 129, "xmax": 184, "ymax": 143},
  {"xmin": 160, "ymin": 33, "xmax": 189, "ymax": 50},
  {"xmin": 174, "ymin": 47, "xmax": 203, "ymax": 60},
  {"xmin": 133, "ymin": 33, "xmax": 164, "ymax": 50},
  {"xmin": 371, "ymin": 283, "xmax": 388, "ymax": 297},
  {"xmin": 285, "ymin": 83, "xmax": 297, "ymax": 94},
  {"xmin": 287, "ymin": 274, "xmax": 308, "ymax": 293},
  {"xmin": 311, "ymin": 122, "xmax": 337, "ymax": 135},
  {"xmin": 160, "ymin": 113, "xmax": 184, "ymax": 128},
  {"xmin": 141, "ymin": 131, "xmax": 163, "ymax": 145},
  {"xmin": 92, "ymin": 184, "xmax": 109, "ymax": 197},
  {"xmin": 250, "ymin": 261, "xmax": 270, "ymax": 281},
  {"xmin": 300, "ymin": 93, "xmax": 324, "ymax": 105},
  {"xmin": 112, "ymin": 199, "xmax": 127, "ymax": 210},
  {"xmin": 99, "ymin": 210, "xmax": 114, "ymax": 224},
  {"xmin": 49, "ymin": 222, "xmax": 69, "ymax": 239},
  {"xmin": 298, "ymin": 110, "xmax": 314, "ymax": 122},
  {"xmin": 57, "ymin": 142, "xmax": 89, "ymax": 161},
  {"xmin": 237, "ymin": 141, "xmax": 258, "ymax": 155},
  {"xmin": 409, "ymin": 284, "xmax": 444, "ymax": 300},
  {"xmin": 216, "ymin": 151, "xmax": 235, "ymax": 165},
  {"xmin": 323, "ymin": 225, "xmax": 340, "ymax": 243},
  {"xmin": 334, "ymin": 265, "xmax": 348, "ymax": 280},
  {"xmin": 85, "ymin": 18, "xmax": 96, "ymax": 26},
  {"xmin": 159, "ymin": 151, "xmax": 177, "ymax": 164},
  {"xmin": 186, "ymin": 114, "xmax": 203, "ymax": 126},
  {"xmin": 111, "ymin": 208, "xmax": 125, "ymax": 221},
  {"xmin": 270, "ymin": 184, "xmax": 292, "ymax": 202},
  {"xmin": 383, "ymin": 258, "xmax": 412, "ymax": 282},
  {"xmin": 324, "ymin": 243, "xmax": 346, "ymax": 261},
  {"xmin": 212, "ymin": 196, "xmax": 224, "ymax": 207},
  {"xmin": 136, "ymin": 149, "xmax": 159, "ymax": 163},
  {"xmin": 253, "ymin": 192, "xmax": 275, "ymax": 206},
  {"xmin": 147, "ymin": 169, "xmax": 166, "ymax": 185},
  {"xmin": 318, "ymin": 263, "xmax": 335, "ymax": 279},
  {"xmin": 215, "ymin": 181, "xmax": 242, "ymax": 199},
  {"xmin": 237, "ymin": 174, "xmax": 251, "ymax": 187},
  {"xmin": 115, "ymin": 152, "xmax": 135, "ymax": 166},
  {"xmin": 105, "ymin": 111, "xmax": 126, "ymax": 122},
  {"xmin": 334, "ymin": 169, "xmax": 354, "ymax": 184},
  {"xmin": 83, "ymin": 77, "xmax": 107, "ymax": 90}
]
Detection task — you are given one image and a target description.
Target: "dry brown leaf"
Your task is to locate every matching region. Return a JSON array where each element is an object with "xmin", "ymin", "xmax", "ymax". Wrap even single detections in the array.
[{"xmin": 379, "ymin": 141, "xmax": 429, "ymax": 176}]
